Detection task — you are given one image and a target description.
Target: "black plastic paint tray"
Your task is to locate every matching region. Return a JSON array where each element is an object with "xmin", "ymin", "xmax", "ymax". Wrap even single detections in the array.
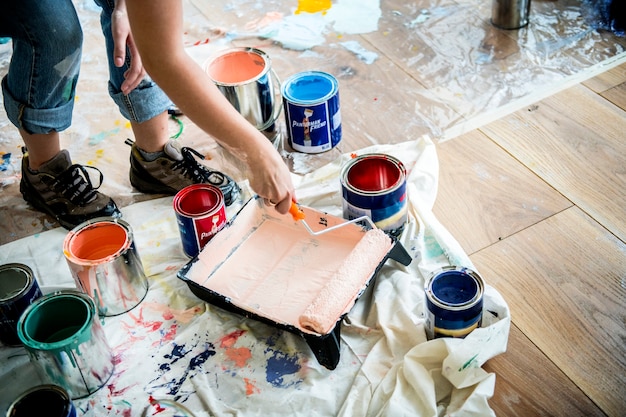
[{"xmin": 177, "ymin": 197, "xmax": 411, "ymax": 369}]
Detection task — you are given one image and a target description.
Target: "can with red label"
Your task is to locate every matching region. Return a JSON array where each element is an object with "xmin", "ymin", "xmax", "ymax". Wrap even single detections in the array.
[{"xmin": 173, "ymin": 184, "xmax": 227, "ymax": 258}]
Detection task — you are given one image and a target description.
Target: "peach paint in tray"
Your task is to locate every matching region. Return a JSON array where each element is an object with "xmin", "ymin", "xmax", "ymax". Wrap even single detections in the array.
[{"xmin": 177, "ymin": 197, "xmax": 411, "ymax": 369}]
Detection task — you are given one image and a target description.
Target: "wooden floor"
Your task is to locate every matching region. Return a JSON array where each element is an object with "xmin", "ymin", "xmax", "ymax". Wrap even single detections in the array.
[
  {"xmin": 433, "ymin": 63, "xmax": 626, "ymax": 416},
  {"xmin": 0, "ymin": 1, "xmax": 624, "ymax": 415}
]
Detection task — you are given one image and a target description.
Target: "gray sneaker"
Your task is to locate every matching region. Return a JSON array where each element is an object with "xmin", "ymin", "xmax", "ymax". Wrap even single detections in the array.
[
  {"xmin": 126, "ymin": 138, "xmax": 240, "ymax": 206},
  {"xmin": 20, "ymin": 149, "xmax": 121, "ymax": 229}
]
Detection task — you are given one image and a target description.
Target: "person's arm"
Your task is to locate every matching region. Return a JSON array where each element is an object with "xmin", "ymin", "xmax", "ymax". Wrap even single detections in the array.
[
  {"xmin": 111, "ymin": 0, "xmax": 145, "ymax": 95},
  {"xmin": 125, "ymin": 0, "xmax": 295, "ymax": 214}
]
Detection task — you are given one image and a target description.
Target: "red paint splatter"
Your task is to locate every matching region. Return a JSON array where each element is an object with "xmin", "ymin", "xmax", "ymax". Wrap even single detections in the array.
[
  {"xmin": 225, "ymin": 346, "xmax": 252, "ymax": 368},
  {"xmin": 107, "ymin": 383, "xmax": 132, "ymax": 397},
  {"xmin": 220, "ymin": 329, "xmax": 246, "ymax": 348},
  {"xmin": 128, "ymin": 309, "xmax": 163, "ymax": 332},
  {"xmin": 244, "ymin": 378, "xmax": 260, "ymax": 396},
  {"xmin": 148, "ymin": 396, "xmax": 166, "ymax": 414},
  {"xmin": 350, "ymin": 153, "xmax": 358, "ymax": 159},
  {"xmin": 373, "ymin": 97, "xmax": 378, "ymax": 101},
  {"xmin": 162, "ymin": 310, "xmax": 174, "ymax": 320}
]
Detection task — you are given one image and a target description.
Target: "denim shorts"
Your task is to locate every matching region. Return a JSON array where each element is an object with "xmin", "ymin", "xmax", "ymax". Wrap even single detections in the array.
[{"xmin": 0, "ymin": 0, "xmax": 171, "ymax": 134}]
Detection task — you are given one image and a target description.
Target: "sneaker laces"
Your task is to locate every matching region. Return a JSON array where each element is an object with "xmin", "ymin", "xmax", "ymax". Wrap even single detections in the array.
[
  {"xmin": 173, "ymin": 147, "xmax": 228, "ymax": 187},
  {"xmin": 51, "ymin": 164, "xmax": 104, "ymax": 206}
]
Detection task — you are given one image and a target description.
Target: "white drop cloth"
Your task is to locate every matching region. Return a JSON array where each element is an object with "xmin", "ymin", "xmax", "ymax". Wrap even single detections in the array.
[{"xmin": 0, "ymin": 137, "xmax": 509, "ymax": 416}]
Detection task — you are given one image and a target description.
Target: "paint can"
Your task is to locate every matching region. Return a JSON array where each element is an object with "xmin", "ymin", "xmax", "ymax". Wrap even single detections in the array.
[
  {"xmin": 282, "ymin": 71, "xmax": 342, "ymax": 153},
  {"xmin": 204, "ymin": 47, "xmax": 282, "ymax": 141},
  {"xmin": 16, "ymin": 291, "xmax": 114, "ymax": 399},
  {"xmin": 6, "ymin": 384, "xmax": 77, "ymax": 417},
  {"xmin": 63, "ymin": 217, "xmax": 148, "ymax": 317},
  {"xmin": 173, "ymin": 184, "xmax": 227, "ymax": 258},
  {"xmin": 424, "ymin": 266, "xmax": 484, "ymax": 339},
  {"xmin": 491, "ymin": 0, "xmax": 531, "ymax": 29},
  {"xmin": 0, "ymin": 263, "xmax": 43, "ymax": 346},
  {"xmin": 340, "ymin": 153, "xmax": 407, "ymax": 236}
]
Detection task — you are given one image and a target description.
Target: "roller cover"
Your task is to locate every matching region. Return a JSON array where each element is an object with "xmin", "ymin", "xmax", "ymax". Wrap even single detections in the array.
[{"xmin": 299, "ymin": 228, "xmax": 392, "ymax": 334}]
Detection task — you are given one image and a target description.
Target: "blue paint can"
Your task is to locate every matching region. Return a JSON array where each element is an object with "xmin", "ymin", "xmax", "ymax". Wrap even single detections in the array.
[
  {"xmin": 340, "ymin": 154, "xmax": 408, "ymax": 236},
  {"xmin": 6, "ymin": 385, "xmax": 77, "ymax": 417},
  {"xmin": 282, "ymin": 71, "xmax": 341, "ymax": 153},
  {"xmin": 424, "ymin": 266, "xmax": 484, "ymax": 339},
  {"xmin": 0, "ymin": 263, "xmax": 43, "ymax": 346}
]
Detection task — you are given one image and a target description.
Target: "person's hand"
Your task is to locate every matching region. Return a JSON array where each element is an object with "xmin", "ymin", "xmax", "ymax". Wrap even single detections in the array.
[
  {"xmin": 247, "ymin": 148, "xmax": 296, "ymax": 215},
  {"xmin": 112, "ymin": 3, "xmax": 145, "ymax": 95}
]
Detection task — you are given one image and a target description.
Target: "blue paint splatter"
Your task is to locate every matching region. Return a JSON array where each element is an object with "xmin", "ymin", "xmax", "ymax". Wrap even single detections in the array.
[
  {"xmin": 89, "ymin": 128, "xmax": 120, "ymax": 145},
  {"xmin": 148, "ymin": 342, "xmax": 216, "ymax": 402},
  {"xmin": 265, "ymin": 350, "xmax": 301, "ymax": 388},
  {"xmin": 0, "ymin": 153, "xmax": 11, "ymax": 171}
]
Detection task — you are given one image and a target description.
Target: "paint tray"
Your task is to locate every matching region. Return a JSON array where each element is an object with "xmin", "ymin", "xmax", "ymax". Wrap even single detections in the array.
[{"xmin": 177, "ymin": 197, "xmax": 411, "ymax": 369}]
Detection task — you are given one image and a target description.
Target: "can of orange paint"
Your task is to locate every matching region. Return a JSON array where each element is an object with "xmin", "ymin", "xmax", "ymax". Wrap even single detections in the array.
[
  {"xmin": 424, "ymin": 266, "xmax": 484, "ymax": 339},
  {"xmin": 173, "ymin": 184, "xmax": 227, "ymax": 258},
  {"xmin": 63, "ymin": 218, "xmax": 149, "ymax": 316},
  {"xmin": 0, "ymin": 263, "xmax": 43, "ymax": 346},
  {"xmin": 340, "ymin": 153, "xmax": 407, "ymax": 236},
  {"xmin": 205, "ymin": 47, "xmax": 281, "ymax": 141}
]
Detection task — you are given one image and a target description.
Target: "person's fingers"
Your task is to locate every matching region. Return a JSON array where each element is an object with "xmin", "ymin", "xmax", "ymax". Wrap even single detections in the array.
[{"xmin": 274, "ymin": 194, "xmax": 293, "ymax": 215}]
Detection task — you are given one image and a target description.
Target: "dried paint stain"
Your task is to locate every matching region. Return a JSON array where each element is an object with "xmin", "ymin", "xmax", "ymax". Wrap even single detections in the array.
[{"xmin": 265, "ymin": 350, "xmax": 302, "ymax": 388}]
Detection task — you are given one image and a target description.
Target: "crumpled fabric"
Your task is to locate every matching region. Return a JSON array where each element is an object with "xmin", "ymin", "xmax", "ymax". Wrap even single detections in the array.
[{"xmin": 0, "ymin": 137, "xmax": 509, "ymax": 416}]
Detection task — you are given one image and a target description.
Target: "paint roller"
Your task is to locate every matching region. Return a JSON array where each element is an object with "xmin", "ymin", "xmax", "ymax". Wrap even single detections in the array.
[
  {"xmin": 289, "ymin": 202, "xmax": 393, "ymax": 334},
  {"xmin": 289, "ymin": 201, "xmax": 377, "ymax": 236}
]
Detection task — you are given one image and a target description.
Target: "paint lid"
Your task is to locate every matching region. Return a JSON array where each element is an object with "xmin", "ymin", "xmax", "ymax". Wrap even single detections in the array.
[
  {"xmin": 17, "ymin": 291, "xmax": 95, "ymax": 351},
  {"xmin": 63, "ymin": 218, "xmax": 133, "ymax": 265},
  {"xmin": 204, "ymin": 47, "xmax": 271, "ymax": 86},
  {"xmin": 0, "ymin": 263, "xmax": 33, "ymax": 303},
  {"xmin": 341, "ymin": 154, "xmax": 406, "ymax": 195},
  {"xmin": 282, "ymin": 71, "xmax": 338, "ymax": 104},
  {"xmin": 173, "ymin": 184, "xmax": 224, "ymax": 218},
  {"xmin": 7, "ymin": 384, "xmax": 75, "ymax": 417},
  {"xmin": 425, "ymin": 266, "xmax": 484, "ymax": 310}
]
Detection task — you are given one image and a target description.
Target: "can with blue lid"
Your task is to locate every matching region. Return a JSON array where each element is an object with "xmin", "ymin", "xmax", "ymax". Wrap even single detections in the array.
[
  {"xmin": 281, "ymin": 71, "xmax": 342, "ymax": 153},
  {"xmin": 424, "ymin": 266, "xmax": 484, "ymax": 339}
]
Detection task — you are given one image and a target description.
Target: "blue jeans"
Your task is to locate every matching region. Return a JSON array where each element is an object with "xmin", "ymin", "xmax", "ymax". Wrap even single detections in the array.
[
  {"xmin": 0, "ymin": 0, "xmax": 82, "ymax": 134},
  {"xmin": 94, "ymin": 0, "xmax": 172, "ymax": 123},
  {"xmin": 0, "ymin": 0, "xmax": 171, "ymax": 135}
]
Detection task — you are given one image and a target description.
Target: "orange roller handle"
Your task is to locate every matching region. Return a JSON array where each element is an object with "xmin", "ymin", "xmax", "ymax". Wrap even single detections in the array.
[{"xmin": 289, "ymin": 201, "xmax": 306, "ymax": 221}]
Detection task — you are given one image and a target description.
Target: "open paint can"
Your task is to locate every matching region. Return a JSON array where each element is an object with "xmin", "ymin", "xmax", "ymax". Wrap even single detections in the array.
[
  {"xmin": 205, "ymin": 47, "xmax": 281, "ymax": 141},
  {"xmin": 282, "ymin": 71, "xmax": 342, "ymax": 153},
  {"xmin": 63, "ymin": 217, "xmax": 148, "ymax": 316},
  {"xmin": 17, "ymin": 291, "xmax": 114, "ymax": 399},
  {"xmin": 7, "ymin": 385, "xmax": 77, "ymax": 417},
  {"xmin": 0, "ymin": 263, "xmax": 43, "ymax": 346},
  {"xmin": 173, "ymin": 184, "xmax": 227, "ymax": 258},
  {"xmin": 340, "ymin": 154, "xmax": 407, "ymax": 236},
  {"xmin": 424, "ymin": 266, "xmax": 484, "ymax": 339}
]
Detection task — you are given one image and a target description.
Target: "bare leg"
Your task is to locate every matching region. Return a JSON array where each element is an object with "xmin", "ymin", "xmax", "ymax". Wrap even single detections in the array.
[
  {"xmin": 20, "ymin": 130, "xmax": 62, "ymax": 170},
  {"xmin": 130, "ymin": 111, "xmax": 170, "ymax": 153}
]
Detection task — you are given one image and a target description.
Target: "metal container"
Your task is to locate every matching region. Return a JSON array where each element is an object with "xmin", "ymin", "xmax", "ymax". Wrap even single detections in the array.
[
  {"xmin": 425, "ymin": 266, "xmax": 484, "ymax": 339},
  {"xmin": 491, "ymin": 0, "xmax": 531, "ymax": 29},
  {"xmin": 63, "ymin": 217, "xmax": 148, "ymax": 316},
  {"xmin": 17, "ymin": 291, "xmax": 115, "ymax": 399},
  {"xmin": 282, "ymin": 71, "xmax": 342, "ymax": 153},
  {"xmin": 7, "ymin": 385, "xmax": 77, "ymax": 417},
  {"xmin": 340, "ymin": 154, "xmax": 407, "ymax": 236},
  {"xmin": 173, "ymin": 184, "xmax": 227, "ymax": 258},
  {"xmin": 0, "ymin": 263, "xmax": 43, "ymax": 346},
  {"xmin": 205, "ymin": 47, "xmax": 281, "ymax": 140}
]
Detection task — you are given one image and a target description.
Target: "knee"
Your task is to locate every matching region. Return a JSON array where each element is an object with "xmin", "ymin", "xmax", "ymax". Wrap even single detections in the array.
[{"xmin": 41, "ymin": 15, "xmax": 83, "ymax": 53}]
